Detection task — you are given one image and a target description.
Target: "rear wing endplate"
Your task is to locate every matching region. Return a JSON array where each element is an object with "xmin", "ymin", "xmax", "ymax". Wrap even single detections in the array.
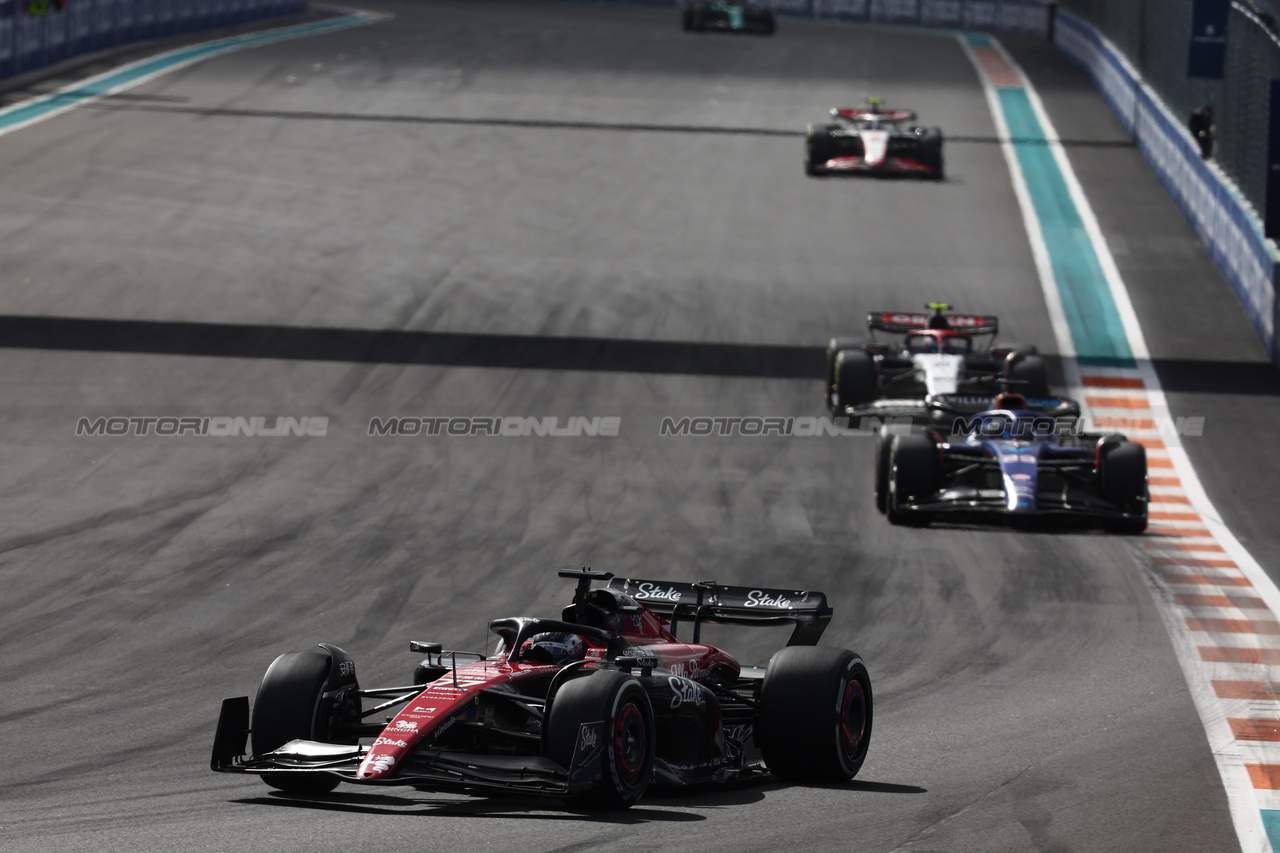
[
  {"xmin": 868, "ymin": 311, "xmax": 999, "ymax": 336},
  {"xmin": 608, "ymin": 578, "xmax": 831, "ymax": 646}
]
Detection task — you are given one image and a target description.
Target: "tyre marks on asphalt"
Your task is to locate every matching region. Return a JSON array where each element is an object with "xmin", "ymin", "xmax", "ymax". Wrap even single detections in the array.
[{"xmin": 965, "ymin": 31, "xmax": 1280, "ymax": 853}]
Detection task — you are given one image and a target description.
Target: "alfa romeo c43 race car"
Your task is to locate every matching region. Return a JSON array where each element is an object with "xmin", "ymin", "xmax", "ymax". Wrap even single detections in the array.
[
  {"xmin": 682, "ymin": 1, "xmax": 776, "ymax": 34},
  {"xmin": 876, "ymin": 397, "xmax": 1149, "ymax": 533},
  {"xmin": 211, "ymin": 570, "xmax": 872, "ymax": 809},
  {"xmin": 826, "ymin": 304, "xmax": 1066, "ymax": 426},
  {"xmin": 805, "ymin": 98, "xmax": 943, "ymax": 178}
]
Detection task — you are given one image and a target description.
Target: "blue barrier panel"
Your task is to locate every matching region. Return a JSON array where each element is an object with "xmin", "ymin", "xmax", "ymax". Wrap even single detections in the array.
[
  {"xmin": 44, "ymin": 4, "xmax": 67, "ymax": 63},
  {"xmin": 115, "ymin": 0, "xmax": 135, "ymax": 46},
  {"xmin": 136, "ymin": 0, "xmax": 154, "ymax": 39},
  {"xmin": 871, "ymin": 0, "xmax": 922, "ymax": 24},
  {"xmin": 212, "ymin": 0, "xmax": 230, "ymax": 28},
  {"xmin": 0, "ymin": 1, "xmax": 14, "ymax": 77},
  {"xmin": 194, "ymin": 0, "xmax": 211, "ymax": 30},
  {"xmin": 95, "ymin": 0, "xmax": 116, "ymax": 49},
  {"xmin": 173, "ymin": 0, "xmax": 194, "ymax": 34},
  {"xmin": 14, "ymin": 8, "xmax": 45, "ymax": 74},
  {"xmin": 68, "ymin": 0, "xmax": 91, "ymax": 53},
  {"xmin": 921, "ymin": 0, "xmax": 964, "ymax": 28},
  {"xmin": 157, "ymin": 0, "xmax": 175, "ymax": 37}
]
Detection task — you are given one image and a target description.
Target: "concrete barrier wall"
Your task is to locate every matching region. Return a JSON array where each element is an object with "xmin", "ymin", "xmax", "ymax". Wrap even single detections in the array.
[
  {"xmin": 0, "ymin": 0, "xmax": 308, "ymax": 79},
  {"xmin": 1053, "ymin": 8, "xmax": 1279, "ymax": 361}
]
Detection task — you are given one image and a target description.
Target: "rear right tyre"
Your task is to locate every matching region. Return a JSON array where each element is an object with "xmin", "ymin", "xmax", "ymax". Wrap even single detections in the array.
[
  {"xmin": 757, "ymin": 647, "xmax": 872, "ymax": 783},
  {"xmin": 1007, "ymin": 353, "xmax": 1050, "ymax": 399},
  {"xmin": 1098, "ymin": 440, "xmax": 1148, "ymax": 534}
]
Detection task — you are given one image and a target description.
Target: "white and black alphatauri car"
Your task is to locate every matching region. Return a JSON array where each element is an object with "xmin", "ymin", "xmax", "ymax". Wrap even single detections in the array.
[
  {"xmin": 805, "ymin": 98, "xmax": 944, "ymax": 178},
  {"xmin": 826, "ymin": 303, "xmax": 1073, "ymax": 426}
]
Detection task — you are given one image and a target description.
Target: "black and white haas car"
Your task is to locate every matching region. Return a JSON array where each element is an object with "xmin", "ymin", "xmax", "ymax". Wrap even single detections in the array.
[
  {"xmin": 682, "ymin": 1, "xmax": 776, "ymax": 34},
  {"xmin": 212, "ymin": 570, "xmax": 872, "ymax": 809},
  {"xmin": 806, "ymin": 97, "xmax": 943, "ymax": 178},
  {"xmin": 826, "ymin": 303, "xmax": 1073, "ymax": 426}
]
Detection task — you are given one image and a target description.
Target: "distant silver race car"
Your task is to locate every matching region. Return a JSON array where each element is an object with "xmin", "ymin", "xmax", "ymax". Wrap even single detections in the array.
[{"xmin": 806, "ymin": 98, "xmax": 943, "ymax": 178}]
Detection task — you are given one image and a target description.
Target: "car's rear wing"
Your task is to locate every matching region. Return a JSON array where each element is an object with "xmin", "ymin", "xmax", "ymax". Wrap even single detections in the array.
[
  {"xmin": 868, "ymin": 311, "xmax": 999, "ymax": 336},
  {"xmin": 607, "ymin": 577, "xmax": 831, "ymax": 646},
  {"xmin": 835, "ymin": 107, "xmax": 916, "ymax": 122}
]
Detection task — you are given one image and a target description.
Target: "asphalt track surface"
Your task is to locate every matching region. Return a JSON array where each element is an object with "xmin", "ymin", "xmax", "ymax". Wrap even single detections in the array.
[{"xmin": 1, "ymin": 2, "xmax": 1272, "ymax": 851}]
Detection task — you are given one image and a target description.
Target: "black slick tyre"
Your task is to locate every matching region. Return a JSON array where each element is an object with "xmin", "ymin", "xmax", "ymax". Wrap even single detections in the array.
[
  {"xmin": 251, "ymin": 650, "xmax": 345, "ymax": 794},
  {"xmin": 1098, "ymin": 440, "xmax": 1148, "ymax": 534},
  {"xmin": 874, "ymin": 426, "xmax": 895, "ymax": 514},
  {"xmin": 545, "ymin": 669, "xmax": 654, "ymax": 809},
  {"xmin": 834, "ymin": 349, "xmax": 877, "ymax": 411},
  {"xmin": 806, "ymin": 124, "xmax": 833, "ymax": 175},
  {"xmin": 1007, "ymin": 353, "xmax": 1050, "ymax": 399},
  {"xmin": 757, "ymin": 647, "xmax": 872, "ymax": 783},
  {"xmin": 826, "ymin": 336, "xmax": 864, "ymax": 411},
  {"xmin": 887, "ymin": 434, "xmax": 937, "ymax": 526}
]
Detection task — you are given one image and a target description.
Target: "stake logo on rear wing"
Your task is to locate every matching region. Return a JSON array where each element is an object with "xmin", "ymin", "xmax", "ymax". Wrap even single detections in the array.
[
  {"xmin": 608, "ymin": 578, "xmax": 832, "ymax": 646},
  {"xmin": 868, "ymin": 311, "xmax": 999, "ymax": 336}
]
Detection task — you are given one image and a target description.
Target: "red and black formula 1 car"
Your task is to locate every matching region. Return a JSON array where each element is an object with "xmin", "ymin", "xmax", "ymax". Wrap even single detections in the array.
[
  {"xmin": 211, "ymin": 570, "xmax": 872, "ymax": 809},
  {"xmin": 826, "ymin": 303, "xmax": 1066, "ymax": 425},
  {"xmin": 805, "ymin": 98, "xmax": 943, "ymax": 178}
]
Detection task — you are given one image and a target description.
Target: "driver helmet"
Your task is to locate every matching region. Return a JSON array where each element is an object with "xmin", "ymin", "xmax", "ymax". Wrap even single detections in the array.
[
  {"xmin": 521, "ymin": 632, "xmax": 586, "ymax": 665},
  {"xmin": 994, "ymin": 392, "xmax": 1028, "ymax": 410}
]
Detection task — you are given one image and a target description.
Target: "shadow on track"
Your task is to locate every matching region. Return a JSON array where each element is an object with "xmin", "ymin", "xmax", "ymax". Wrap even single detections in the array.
[
  {"xmin": 0, "ymin": 314, "xmax": 820, "ymax": 379},
  {"xmin": 233, "ymin": 790, "xmax": 706, "ymax": 822},
  {"xmin": 2, "ymin": 314, "xmax": 1274, "ymax": 391},
  {"xmin": 86, "ymin": 98, "xmax": 1136, "ymax": 148}
]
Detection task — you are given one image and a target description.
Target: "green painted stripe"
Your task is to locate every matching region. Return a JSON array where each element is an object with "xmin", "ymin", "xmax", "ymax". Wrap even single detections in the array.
[
  {"xmin": 0, "ymin": 14, "xmax": 376, "ymax": 133},
  {"xmin": 995, "ymin": 86, "xmax": 1135, "ymax": 366},
  {"xmin": 1262, "ymin": 810, "xmax": 1280, "ymax": 849}
]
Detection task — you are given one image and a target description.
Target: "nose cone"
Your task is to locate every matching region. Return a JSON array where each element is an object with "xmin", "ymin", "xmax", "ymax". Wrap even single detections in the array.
[{"xmin": 358, "ymin": 751, "xmax": 396, "ymax": 779}]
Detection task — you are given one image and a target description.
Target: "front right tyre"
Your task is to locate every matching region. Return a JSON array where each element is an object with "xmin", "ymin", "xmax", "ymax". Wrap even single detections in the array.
[{"xmin": 251, "ymin": 649, "xmax": 357, "ymax": 794}]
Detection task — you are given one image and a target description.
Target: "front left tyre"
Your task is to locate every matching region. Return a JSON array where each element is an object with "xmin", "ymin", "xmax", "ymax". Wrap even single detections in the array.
[{"xmin": 544, "ymin": 669, "xmax": 655, "ymax": 809}]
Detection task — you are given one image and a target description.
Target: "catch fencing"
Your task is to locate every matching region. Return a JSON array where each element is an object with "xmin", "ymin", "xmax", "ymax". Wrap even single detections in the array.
[
  {"xmin": 1055, "ymin": 1, "xmax": 1280, "ymax": 244},
  {"xmin": 1053, "ymin": 4, "xmax": 1279, "ymax": 361},
  {"xmin": 0, "ymin": 0, "xmax": 308, "ymax": 79}
]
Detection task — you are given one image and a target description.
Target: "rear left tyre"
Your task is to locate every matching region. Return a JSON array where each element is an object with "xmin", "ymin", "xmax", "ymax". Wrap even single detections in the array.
[
  {"xmin": 757, "ymin": 647, "xmax": 872, "ymax": 783},
  {"xmin": 806, "ymin": 124, "xmax": 834, "ymax": 175},
  {"xmin": 834, "ymin": 349, "xmax": 878, "ymax": 412}
]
